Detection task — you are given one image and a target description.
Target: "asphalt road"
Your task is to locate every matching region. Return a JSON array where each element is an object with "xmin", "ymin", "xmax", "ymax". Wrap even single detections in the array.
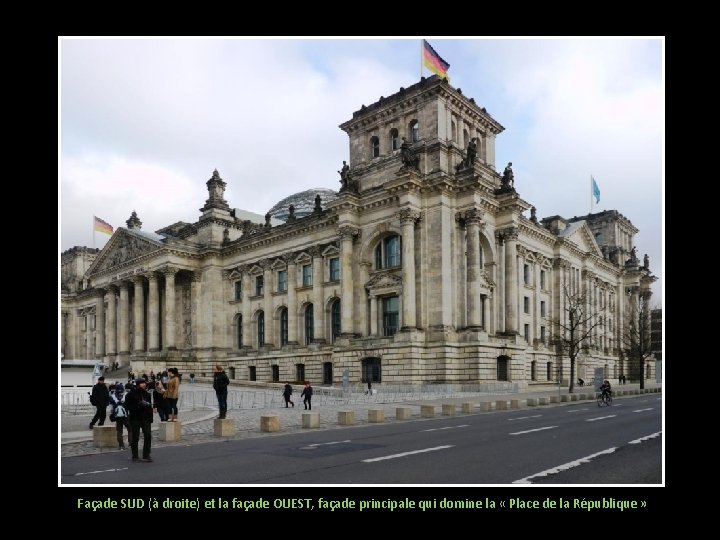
[{"xmin": 61, "ymin": 394, "xmax": 662, "ymax": 485}]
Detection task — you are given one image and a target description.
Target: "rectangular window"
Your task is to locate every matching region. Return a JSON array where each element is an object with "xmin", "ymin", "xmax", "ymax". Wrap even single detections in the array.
[
  {"xmin": 255, "ymin": 276, "xmax": 264, "ymax": 296},
  {"xmin": 234, "ymin": 281, "xmax": 242, "ymax": 300},
  {"xmin": 277, "ymin": 270, "xmax": 287, "ymax": 292},
  {"xmin": 248, "ymin": 366, "xmax": 256, "ymax": 382},
  {"xmin": 540, "ymin": 270, "xmax": 546, "ymax": 289},
  {"xmin": 329, "ymin": 257, "xmax": 340, "ymax": 281},
  {"xmin": 524, "ymin": 296, "xmax": 530, "ymax": 314},
  {"xmin": 524, "ymin": 324, "xmax": 530, "ymax": 343},
  {"xmin": 540, "ymin": 326, "xmax": 546, "ymax": 343},
  {"xmin": 540, "ymin": 300, "xmax": 546, "ymax": 318},
  {"xmin": 524, "ymin": 264, "xmax": 529, "ymax": 285},
  {"xmin": 383, "ymin": 296, "xmax": 399, "ymax": 337},
  {"xmin": 302, "ymin": 264, "xmax": 312, "ymax": 287}
]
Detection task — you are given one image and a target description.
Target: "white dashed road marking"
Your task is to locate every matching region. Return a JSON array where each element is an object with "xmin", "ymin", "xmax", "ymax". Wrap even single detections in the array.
[
  {"xmin": 509, "ymin": 426, "xmax": 558, "ymax": 435},
  {"xmin": 421, "ymin": 425, "xmax": 469, "ymax": 432},
  {"xmin": 74, "ymin": 467, "xmax": 129, "ymax": 476},
  {"xmin": 362, "ymin": 445, "xmax": 454, "ymax": 462},
  {"xmin": 586, "ymin": 415, "xmax": 616, "ymax": 422},
  {"xmin": 508, "ymin": 415, "xmax": 542, "ymax": 421}
]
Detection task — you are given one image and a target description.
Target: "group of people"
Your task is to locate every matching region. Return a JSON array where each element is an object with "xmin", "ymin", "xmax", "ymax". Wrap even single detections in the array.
[
  {"xmin": 89, "ymin": 368, "xmax": 182, "ymax": 463},
  {"xmin": 282, "ymin": 381, "xmax": 314, "ymax": 410}
]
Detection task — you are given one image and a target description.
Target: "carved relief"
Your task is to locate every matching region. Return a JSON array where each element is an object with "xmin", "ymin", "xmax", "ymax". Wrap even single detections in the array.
[
  {"xmin": 338, "ymin": 225, "xmax": 360, "ymax": 240},
  {"xmin": 97, "ymin": 232, "xmax": 159, "ymax": 272},
  {"xmin": 397, "ymin": 208, "xmax": 421, "ymax": 225}
]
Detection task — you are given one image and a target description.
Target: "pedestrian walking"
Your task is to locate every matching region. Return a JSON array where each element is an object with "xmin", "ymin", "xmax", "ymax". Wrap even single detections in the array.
[
  {"xmin": 110, "ymin": 383, "xmax": 132, "ymax": 449},
  {"xmin": 301, "ymin": 381, "xmax": 313, "ymax": 410},
  {"xmin": 125, "ymin": 379, "xmax": 154, "ymax": 462},
  {"xmin": 282, "ymin": 382, "xmax": 294, "ymax": 408},
  {"xmin": 89, "ymin": 376, "xmax": 111, "ymax": 429},
  {"xmin": 213, "ymin": 365, "xmax": 230, "ymax": 419},
  {"xmin": 366, "ymin": 381, "xmax": 372, "ymax": 395}
]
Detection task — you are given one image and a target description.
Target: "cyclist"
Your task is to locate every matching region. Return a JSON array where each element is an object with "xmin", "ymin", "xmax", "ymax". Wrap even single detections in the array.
[{"xmin": 600, "ymin": 379, "xmax": 612, "ymax": 397}]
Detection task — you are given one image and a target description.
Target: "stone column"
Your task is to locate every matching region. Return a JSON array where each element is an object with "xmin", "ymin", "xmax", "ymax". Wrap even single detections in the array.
[
  {"xmin": 339, "ymin": 226, "xmax": 358, "ymax": 335},
  {"xmin": 398, "ymin": 209, "xmax": 420, "ymax": 329},
  {"xmin": 132, "ymin": 276, "xmax": 145, "ymax": 352},
  {"xmin": 86, "ymin": 311, "xmax": 93, "ymax": 358},
  {"xmin": 261, "ymin": 260, "xmax": 274, "ymax": 347},
  {"xmin": 189, "ymin": 271, "xmax": 201, "ymax": 349},
  {"xmin": 464, "ymin": 208, "xmax": 483, "ymax": 328},
  {"xmin": 241, "ymin": 268, "xmax": 252, "ymax": 348},
  {"xmin": 105, "ymin": 286, "xmax": 117, "ymax": 355},
  {"xmin": 310, "ymin": 247, "xmax": 325, "ymax": 342},
  {"xmin": 164, "ymin": 267, "xmax": 177, "ymax": 350},
  {"xmin": 503, "ymin": 228, "xmax": 519, "ymax": 334},
  {"xmin": 369, "ymin": 294, "xmax": 378, "ymax": 336},
  {"xmin": 146, "ymin": 273, "xmax": 160, "ymax": 351},
  {"xmin": 482, "ymin": 294, "xmax": 490, "ymax": 330},
  {"xmin": 118, "ymin": 282, "xmax": 130, "ymax": 354},
  {"xmin": 286, "ymin": 258, "xmax": 298, "ymax": 344},
  {"xmin": 95, "ymin": 291, "xmax": 105, "ymax": 358}
]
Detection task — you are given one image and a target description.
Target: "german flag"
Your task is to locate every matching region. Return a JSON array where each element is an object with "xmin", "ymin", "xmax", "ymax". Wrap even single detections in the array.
[
  {"xmin": 94, "ymin": 216, "xmax": 113, "ymax": 235},
  {"xmin": 423, "ymin": 40, "xmax": 450, "ymax": 80}
]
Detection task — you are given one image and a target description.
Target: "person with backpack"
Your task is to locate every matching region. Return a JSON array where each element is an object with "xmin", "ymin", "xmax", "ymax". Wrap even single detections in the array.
[
  {"xmin": 213, "ymin": 364, "xmax": 230, "ymax": 419},
  {"xmin": 89, "ymin": 376, "xmax": 111, "ymax": 429},
  {"xmin": 300, "ymin": 381, "xmax": 313, "ymax": 410},
  {"xmin": 110, "ymin": 383, "xmax": 132, "ymax": 449},
  {"xmin": 282, "ymin": 382, "xmax": 294, "ymax": 408}
]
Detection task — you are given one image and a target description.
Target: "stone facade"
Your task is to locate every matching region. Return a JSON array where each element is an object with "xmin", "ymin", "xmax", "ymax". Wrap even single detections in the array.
[{"xmin": 61, "ymin": 75, "xmax": 657, "ymax": 386}]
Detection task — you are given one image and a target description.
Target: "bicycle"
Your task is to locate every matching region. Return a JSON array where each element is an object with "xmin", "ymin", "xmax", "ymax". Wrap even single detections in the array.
[{"xmin": 597, "ymin": 390, "xmax": 613, "ymax": 407}]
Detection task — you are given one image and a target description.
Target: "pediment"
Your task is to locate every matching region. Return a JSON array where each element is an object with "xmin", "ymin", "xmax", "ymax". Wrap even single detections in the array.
[
  {"xmin": 564, "ymin": 223, "xmax": 603, "ymax": 258},
  {"xmin": 365, "ymin": 271, "xmax": 403, "ymax": 290},
  {"xmin": 88, "ymin": 229, "xmax": 164, "ymax": 275}
]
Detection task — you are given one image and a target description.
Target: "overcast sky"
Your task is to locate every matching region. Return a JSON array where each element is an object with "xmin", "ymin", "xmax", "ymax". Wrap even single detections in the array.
[{"xmin": 59, "ymin": 37, "xmax": 663, "ymax": 300}]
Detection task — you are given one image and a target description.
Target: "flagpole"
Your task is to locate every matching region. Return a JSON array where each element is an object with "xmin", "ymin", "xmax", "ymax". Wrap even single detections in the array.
[
  {"xmin": 590, "ymin": 175, "xmax": 593, "ymax": 214},
  {"xmin": 93, "ymin": 216, "xmax": 96, "ymax": 249},
  {"xmin": 420, "ymin": 39, "xmax": 423, "ymax": 79}
]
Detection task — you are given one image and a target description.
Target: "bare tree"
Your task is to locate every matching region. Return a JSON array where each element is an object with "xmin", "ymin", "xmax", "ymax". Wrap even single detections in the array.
[
  {"xmin": 622, "ymin": 289, "xmax": 653, "ymax": 390},
  {"xmin": 548, "ymin": 285, "xmax": 606, "ymax": 393}
]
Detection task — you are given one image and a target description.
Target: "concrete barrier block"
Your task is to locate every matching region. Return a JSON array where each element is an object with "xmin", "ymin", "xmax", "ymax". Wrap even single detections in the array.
[
  {"xmin": 495, "ymin": 400, "xmax": 508, "ymax": 410},
  {"xmin": 302, "ymin": 412, "xmax": 320, "ymax": 428},
  {"xmin": 214, "ymin": 418, "xmax": 236, "ymax": 437},
  {"xmin": 478, "ymin": 402, "xmax": 491, "ymax": 412},
  {"xmin": 421, "ymin": 405, "xmax": 435, "ymax": 417},
  {"xmin": 510, "ymin": 399, "xmax": 523, "ymax": 409},
  {"xmin": 526, "ymin": 398, "xmax": 538, "ymax": 406},
  {"xmin": 396, "ymin": 407, "xmax": 412, "ymax": 420},
  {"xmin": 92, "ymin": 425, "xmax": 116, "ymax": 448},
  {"xmin": 159, "ymin": 421, "xmax": 182, "ymax": 442},
  {"xmin": 549, "ymin": 395, "xmax": 559, "ymax": 403},
  {"xmin": 560, "ymin": 394, "xmax": 570, "ymax": 402},
  {"xmin": 442, "ymin": 403, "xmax": 457, "ymax": 416},
  {"xmin": 538, "ymin": 397, "xmax": 549, "ymax": 406},
  {"xmin": 570, "ymin": 394, "xmax": 579, "ymax": 401},
  {"xmin": 261, "ymin": 415, "xmax": 280, "ymax": 432},
  {"xmin": 338, "ymin": 410, "xmax": 354, "ymax": 425},
  {"xmin": 461, "ymin": 402, "xmax": 475, "ymax": 413},
  {"xmin": 368, "ymin": 409, "xmax": 385, "ymax": 423}
]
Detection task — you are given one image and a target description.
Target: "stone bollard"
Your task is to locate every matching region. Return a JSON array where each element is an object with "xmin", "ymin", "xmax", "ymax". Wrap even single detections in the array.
[
  {"xmin": 92, "ymin": 425, "xmax": 116, "ymax": 448},
  {"xmin": 261, "ymin": 415, "xmax": 280, "ymax": 432},
  {"xmin": 461, "ymin": 402, "xmax": 475, "ymax": 413},
  {"xmin": 526, "ymin": 398, "xmax": 538, "ymax": 407},
  {"xmin": 478, "ymin": 402, "xmax": 491, "ymax": 412},
  {"xmin": 396, "ymin": 407, "xmax": 412, "ymax": 420},
  {"xmin": 570, "ymin": 394, "xmax": 579, "ymax": 401},
  {"xmin": 368, "ymin": 409, "xmax": 385, "ymax": 423},
  {"xmin": 214, "ymin": 418, "xmax": 236, "ymax": 437},
  {"xmin": 421, "ymin": 405, "xmax": 435, "ymax": 418},
  {"xmin": 538, "ymin": 397, "xmax": 549, "ymax": 406},
  {"xmin": 338, "ymin": 410, "xmax": 354, "ymax": 425},
  {"xmin": 549, "ymin": 395, "xmax": 559, "ymax": 403},
  {"xmin": 495, "ymin": 400, "xmax": 508, "ymax": 410},
  {"xmin": 302, "ymin": 412, "xmax": 320, "ymax": 429},
  {"xmin": 510, "ymin": 399, "xmax": 523, "ymax": 409},
  {"xmin": 442, "ymin": 403, "xmax": 457, "ymax": 416},
  {"xmin": 159, "ymin": 421, "xmax": 182, "ymax": 442},
  {"xmin": 560, "ymin": 394, "xmax": 570, "ymax": 402}
]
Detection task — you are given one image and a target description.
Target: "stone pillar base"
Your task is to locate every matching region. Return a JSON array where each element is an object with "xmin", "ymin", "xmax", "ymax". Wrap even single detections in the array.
[
  {"xmin": 302, "ymin": 412, "xmax": 320, "ymax": 428},
  {"xmin": 214, "ymin": 418, "xmax": 236, "ymax": 437},
  {"xmin": 478, "ymin": 402, "xmax": 491, "ymax": 412},
  {"xmin": 368, "ymin": 409, "xmax": 385, "ymax": 423},
  {"xmin": 510, "ymin": 399, "xmax": 523, "ymax": 409},
  {"xmin": 442, "ymin": 403, "xmax": 456, "ymax": 416},
  {"xmin": 461, "ymin": 402, "xmax": 474, "ymax": 413},
  {"xmin": 421, "ymin": 405, "xmax": 435, "ymax": 418},
  {"xmin": 396, "ymin": 406, "xmax": 412, "ymax": 420},
  {"xmin": 93, "ymin": 425, "xmax": 116, "ymax": 448},
  {"xmin": 261, "ymin": 415, "xmax": 280, "ymax": 432},
  {"xmin": 495, "ymin": 400, "xmax": 508, "ymax": 410},
  {"xmin": 338, "ymin": 410, "xmax": 354, "ymax": 425},
  {"xmin": 159, "ymin": 421, "xmax": 182, "ymax": 442}
]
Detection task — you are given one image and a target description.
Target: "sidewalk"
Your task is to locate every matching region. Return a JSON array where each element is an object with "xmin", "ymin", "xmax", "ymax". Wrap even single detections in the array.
[{"xmin": 61, "ymin": 381, "xmax": 661, "ymax": 458}]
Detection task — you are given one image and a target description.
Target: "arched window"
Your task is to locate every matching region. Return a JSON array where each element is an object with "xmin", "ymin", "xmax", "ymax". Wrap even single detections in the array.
[
  {"xmin": 390, "ymin": 128, "xmax": 399, "ymax": 151},
  {"xmin": 409, "ymin": 120, "xmax": 419, "ymax": 142},
  {"xmin": 375, "ymin": 234, "xmax": 401, "ymax": 269},
  {"xmin": 331, "ymin": 299, "xmax": 341, "ymax": 342},
  {"xmin": 257, "ymin": 311, "xmax": 265, "ymax": 347},
  {"xmin": 280, "ymin": 307, "xmax": 288, "ymax": 346},
  {"xmin": 236, "ymin": 314, "xmax": 243, "ymax": 349},
  {"xmin": 370, "ymin": 136, "xmax": 380, "ymax": 158},
  {"xmin": 304, "ymin": 304, "xmax": 314, "ymax": 345}
]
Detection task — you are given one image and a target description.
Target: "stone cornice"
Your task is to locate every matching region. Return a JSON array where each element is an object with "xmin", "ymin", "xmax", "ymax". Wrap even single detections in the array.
[{"xmin": 517, "ymin": 221, "xmax": 557, "ymax": 248}]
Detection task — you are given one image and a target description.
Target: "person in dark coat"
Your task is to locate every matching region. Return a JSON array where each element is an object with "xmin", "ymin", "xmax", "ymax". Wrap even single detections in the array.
[
  {"xmin": 153, "ymin": 381, "xmax": 168, "ymax": 422},
  {"xmin": 111, "ymin": 383, "xmax": 132, "ymax": 449},
  {"xmin": 89, "ymin": 376, "xmax": 111, "ymax": 429},
  {"xmin": 124, "ymin": 379, "xmax": 154, "ymax": 462},
  {"xmin": 282, "ymin": 382, "xmax": 294, "ymax": 408},
  {"xmin": 300, "ymin": 382, "xmax": 313, "ymax": 410},
  {"xmin": 213, "ymin": 365, "xmax": 230, "ymax": 419}
]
